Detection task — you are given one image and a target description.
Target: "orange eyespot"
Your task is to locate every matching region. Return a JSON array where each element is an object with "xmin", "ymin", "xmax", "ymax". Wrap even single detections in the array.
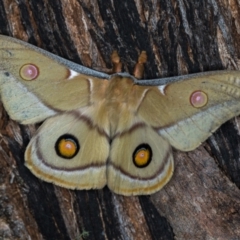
[
  {"xmin": 55, "ymin": 134, "xmax": 79, "ymax": 159},
  {"xmin": 133, "ymin": 144, "xmax": 152, "ymax": 168},
  {"xmin": 19, "ymin": 64, "xmax": 39, "ymax": 80},
  {"xmin": 190, "ymin": 90, "xmax": 208, "ymax": 108}
]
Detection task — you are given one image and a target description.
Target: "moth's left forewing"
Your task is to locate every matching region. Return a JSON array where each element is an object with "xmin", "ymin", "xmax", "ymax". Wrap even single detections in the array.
[
  {"xmin": 0, "ymin": 35, "xmax": 108, "ymax": 124},
  {"xmin": 138, "ymin": 71, "xmax": 240, "ymax": 151}
]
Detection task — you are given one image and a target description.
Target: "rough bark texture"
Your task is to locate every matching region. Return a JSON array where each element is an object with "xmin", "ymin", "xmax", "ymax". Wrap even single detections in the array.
[{"xmin": 0, "ymin": 0, "xmax": 239, "ymax": 239}]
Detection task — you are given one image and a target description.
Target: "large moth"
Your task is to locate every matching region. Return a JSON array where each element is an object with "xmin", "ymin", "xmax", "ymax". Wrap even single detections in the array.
[{"xmin": 0, "ymin": 34, "xmax": 239, "ymax": 196}]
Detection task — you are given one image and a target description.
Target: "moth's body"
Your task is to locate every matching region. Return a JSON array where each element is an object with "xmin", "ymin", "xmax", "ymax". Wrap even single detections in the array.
[
  {"xmin": 90, "ymin": 75, "xmax": 148, "ymax": 137},
  {"xmin": 1, "ymin": 35, "xmax": 240, "ymax": 195}
]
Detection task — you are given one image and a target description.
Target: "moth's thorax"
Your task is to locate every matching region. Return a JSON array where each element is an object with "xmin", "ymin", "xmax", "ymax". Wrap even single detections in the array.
[
  {"xmin": 105, "ymin": 76, "xmax": 149, "ymax": 135},
  {"xmin": 88, "ymin": 75, "xmax": 150, "ymax": 136},
  {"xmin": 106, "ymin": 75, "xmax": 149, "ymax": 103}
]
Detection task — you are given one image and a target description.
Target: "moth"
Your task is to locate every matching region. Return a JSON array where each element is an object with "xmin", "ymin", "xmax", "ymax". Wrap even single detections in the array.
[{"xmin": 0, "ymin": 34, "xmax": 240, "ymax": 196}]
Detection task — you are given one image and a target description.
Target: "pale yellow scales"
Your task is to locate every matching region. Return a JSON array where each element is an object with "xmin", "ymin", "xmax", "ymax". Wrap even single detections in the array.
[{"xmin": 0, "ymin": 34, "xmax": 240, "ymax": 195}]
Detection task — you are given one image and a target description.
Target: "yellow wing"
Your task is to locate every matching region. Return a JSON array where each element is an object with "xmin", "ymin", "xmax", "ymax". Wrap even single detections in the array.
[
  {"xmin": 25, "ymin": 112, "xmax": 109, "ymax": 189},
  {"xmin": 138, "ymin": 71, "xmax": 240, "ymax": 151},
  {"xmin": 0, "ymin": 35, "xmax": 109, "ymax": 124},
  {"xmin": 107, "ymin": 124, "xmax": 174, "ymax": 196}
]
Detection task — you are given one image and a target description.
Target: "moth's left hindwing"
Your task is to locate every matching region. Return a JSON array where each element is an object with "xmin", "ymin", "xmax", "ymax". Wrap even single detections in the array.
[{"xmin": 25, "ymin": 113, "xmax": 109, "ymax": 189}]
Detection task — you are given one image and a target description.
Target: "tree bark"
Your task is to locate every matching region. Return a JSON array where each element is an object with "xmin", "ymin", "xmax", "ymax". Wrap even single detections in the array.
[{"xmin": 0, "ymin": 0, "xmax": 239, "ymax": 239}]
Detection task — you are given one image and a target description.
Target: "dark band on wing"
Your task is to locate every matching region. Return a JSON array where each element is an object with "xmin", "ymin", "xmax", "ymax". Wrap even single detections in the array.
[
  {"xmin": 112, "ymin": 122, "xmax": 146, "ymax": 139},
  {"xmin": 69, "ymin": 111, "xmax": 110, "ymax": 139}
]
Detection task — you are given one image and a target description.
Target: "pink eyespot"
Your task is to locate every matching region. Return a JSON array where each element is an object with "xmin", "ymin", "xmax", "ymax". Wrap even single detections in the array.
[
  {"xmin": 19, "ymin": 64, "xmax": 39, "ymax": 80},
  {"xmin": 190, "ymin": 91, "xmax": 208, "ymax": 108}
]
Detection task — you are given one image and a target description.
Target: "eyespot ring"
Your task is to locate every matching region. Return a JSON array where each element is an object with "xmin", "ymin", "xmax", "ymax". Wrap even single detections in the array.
[
  {"xmin": 133, "ymin": 144, "xmax": 152, "ymax": 168},
  {"xmin": 190, "ymin": 90, "xmax": 208, "ymax": 108},
  {"xmin": 55, "ymin": 134, "xmax": 80, "ymax": 159}
]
